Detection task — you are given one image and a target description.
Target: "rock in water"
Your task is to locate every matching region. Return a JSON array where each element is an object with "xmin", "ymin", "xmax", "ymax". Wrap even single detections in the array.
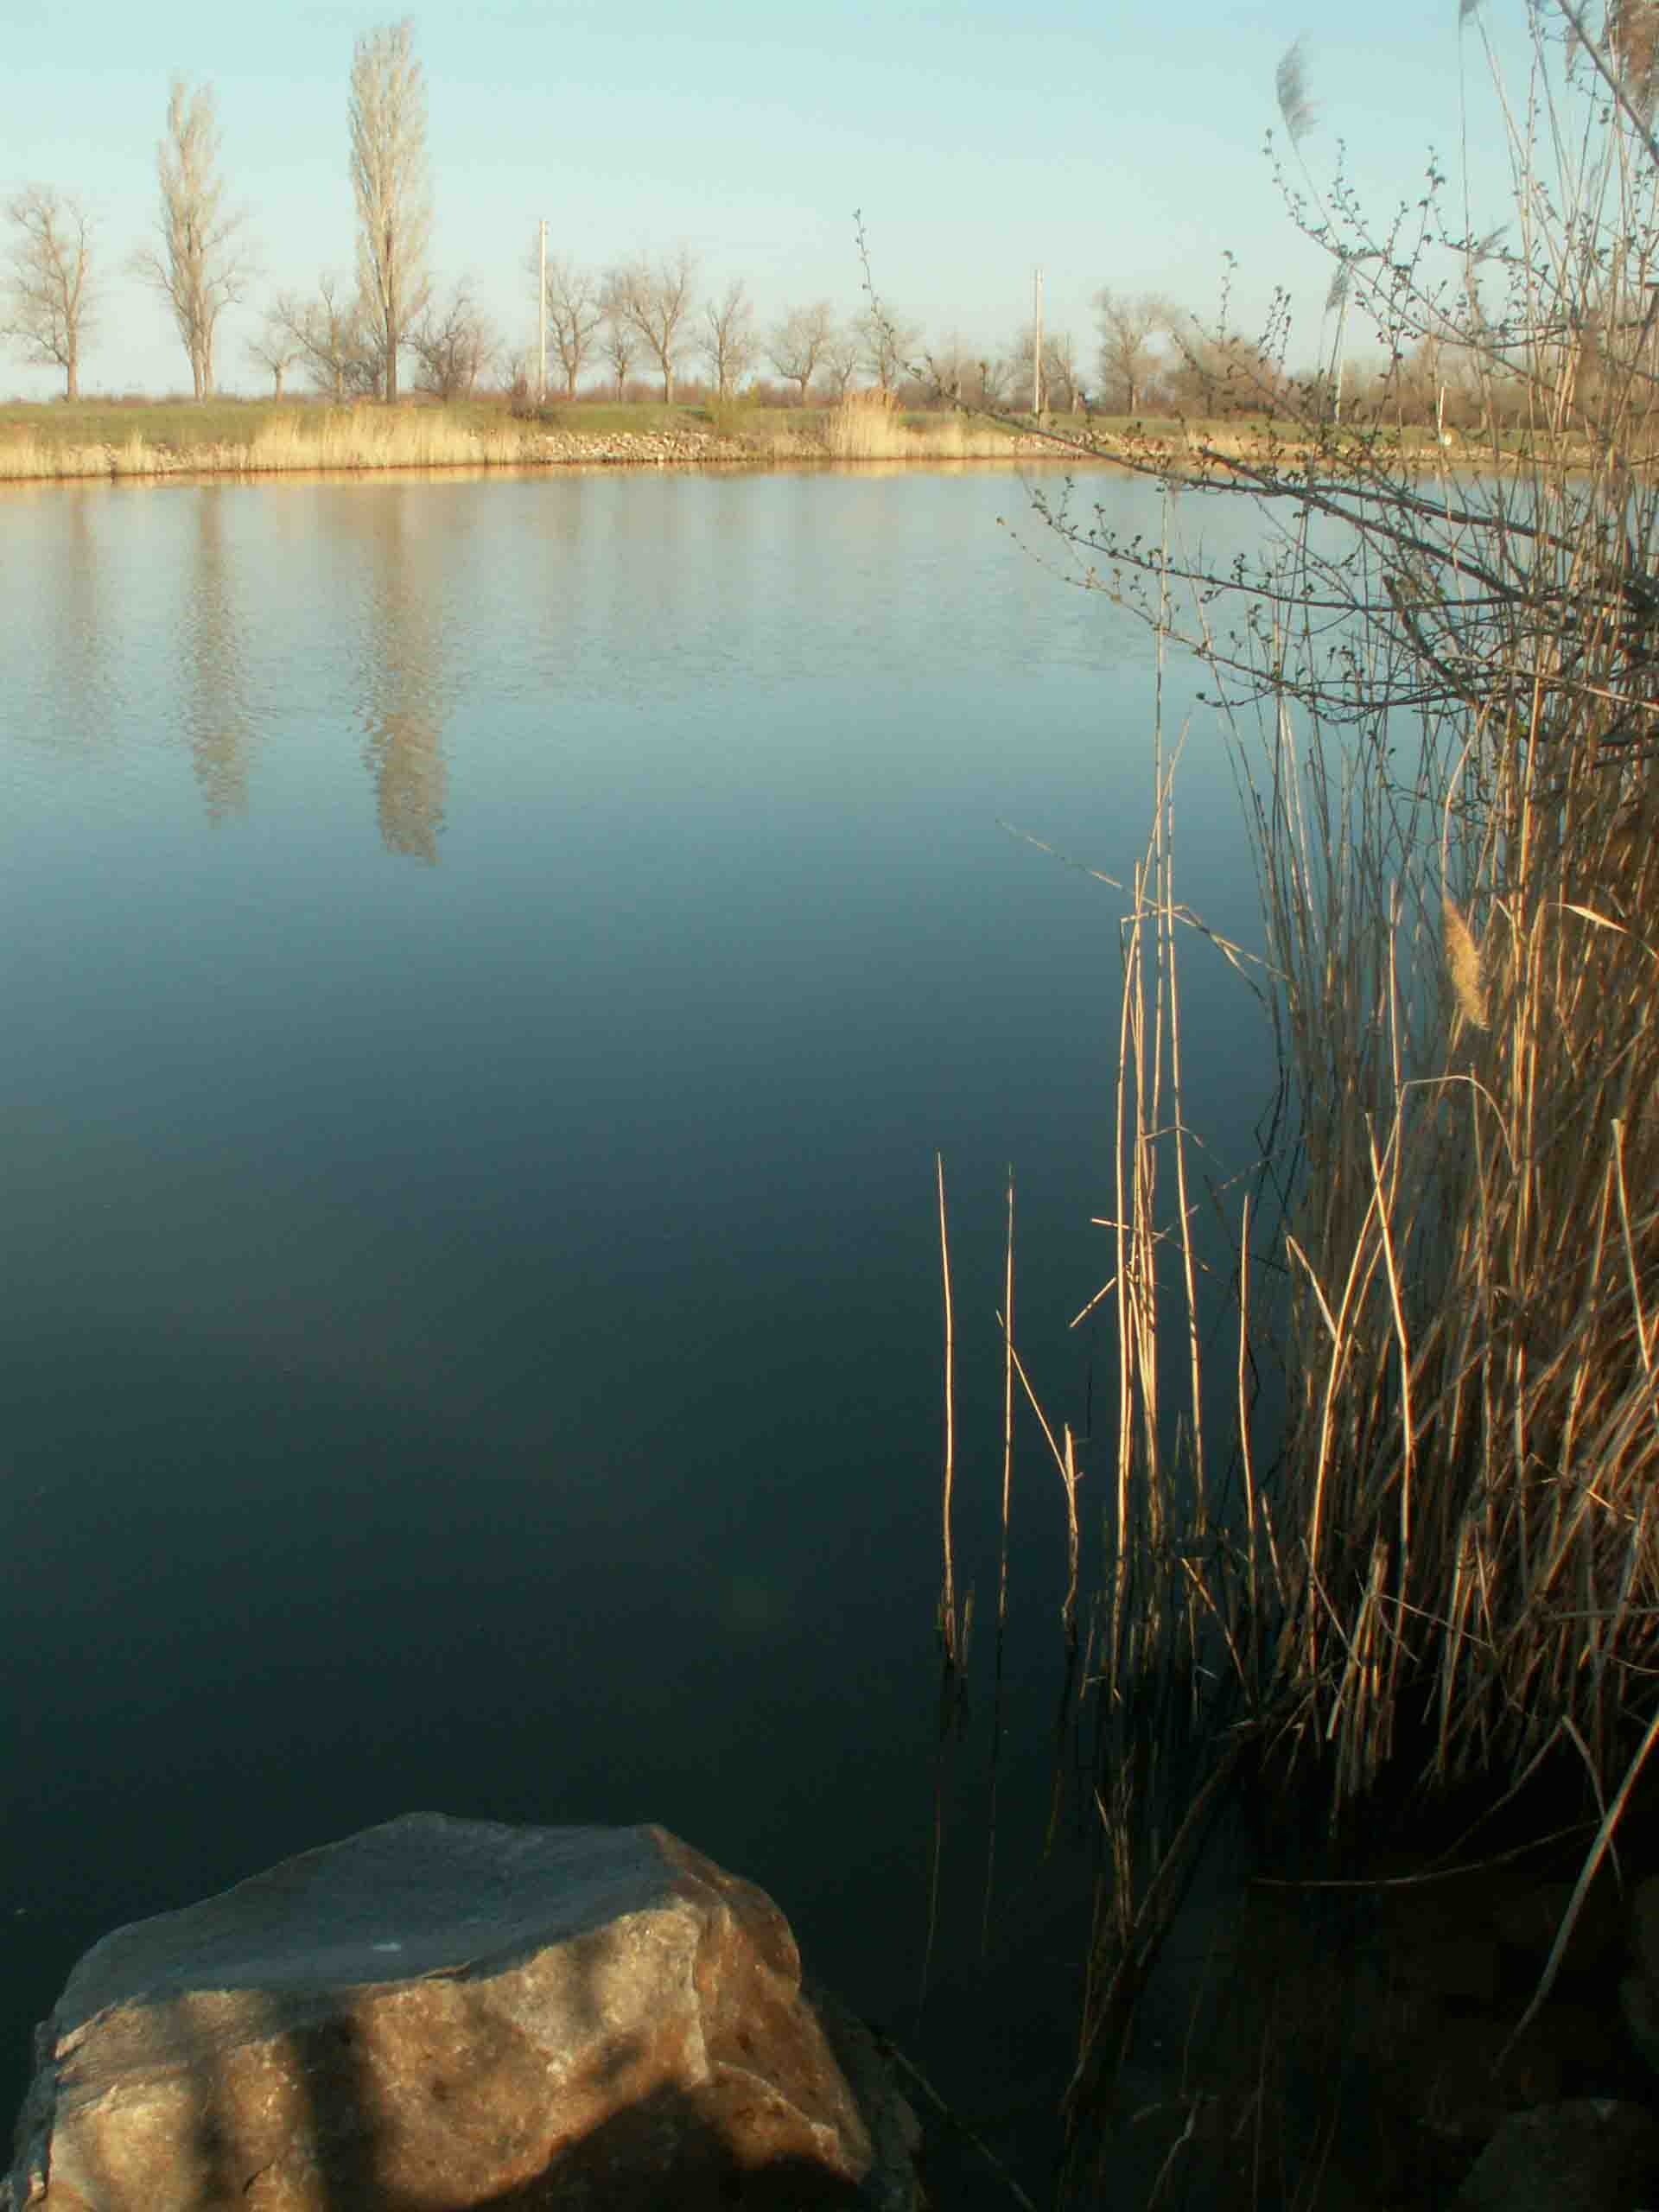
[
  {"xmin": 3, "ymin": 1813, "xmax": 917, "ymax": 2210},
  {"xmin": 1450, "ymin": 2098, "xmax": 1659, "ymax": 2212}
]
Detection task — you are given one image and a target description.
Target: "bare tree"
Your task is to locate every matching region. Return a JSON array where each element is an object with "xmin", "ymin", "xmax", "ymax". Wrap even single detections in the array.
[
  {"xmin": 1160, "ymin": 316, "xmax": 1287, "ymax": 416},
  {"xmin": 246, "ymin": 307, "xmax": 300, "ymax": 397},
  {"xmin": 131, "ymin": 79, "xmax": 250, "ymax": 399},
  {"xmin": 854, "ymin": 303, "xmax": 921, "ymax": 395},
  {"xmin": 931, "ymin": 336, "xmax": 1009, "ymax": 408},
  {"xmin": 349, "ymin": 17, "xmax": 432, "ymax": 402},
  {"xmin": 609, "ymin": 247, "xmax": 697, "ymax": 404},
  {"xmin": 696, "ymin": 277, "xmax": 756, "ymax": 399},
  {"xmin": 409, "ymin": 280, "xmax": 497, "ymax": 401},
  {"xmin": 2, "ymin": 188, "xmax": 96, "ymax": 399},
  {"xmin": 1044, "ymin": 329, "xmax": 1081, "ymax": 413},
  {"xmin": 1093, "ymin": 289, "xmax": 1176, "ymax": 414},
  {"xmin": 1383, "ymin": 331, "xmax": 1461, "ymax": 432},
  {"xmin": 598, "ymin": 282, "xmax": 637, "ymax": 399},
  {"xmin": 272, "ymin": 276, "xmax": 379, "ymax": 401},
  {"xmin": 822, "ymin": 327, "xmax": 862, "ymax": 399},
  {"xmin": 534, "ymin": 251, "xmax": 602, "ymax": 398},
  {"xmin": 766, "ymin": 301, "xmax": 836, "ymax": 407},
  {"xmin": 971, "ymin": 353, "xmax": 1014, "ymax": 407},
  {"xmin": 1004, "ymin": 322, "xmax": 1080, "ymax": 411}
]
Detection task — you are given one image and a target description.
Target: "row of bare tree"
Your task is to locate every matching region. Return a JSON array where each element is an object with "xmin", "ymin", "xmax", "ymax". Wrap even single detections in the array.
[
  {"xmin": 0, "ymin": 19, "xmax": 438, "ymax": 404},
  {"xmin": 0, "ymin": 154, "xmax": 1199, "ymax": 414},
  {"xmin": 526, "ymin": 253, "xmax": 924, "ymax": 407},
  {"xmin": 0, "ymin": 9, "xmax": 1295, "ymax": 417},
  {"xmin": 0, "ymin": 15, "xmax": 1516, "ymax": 423}
]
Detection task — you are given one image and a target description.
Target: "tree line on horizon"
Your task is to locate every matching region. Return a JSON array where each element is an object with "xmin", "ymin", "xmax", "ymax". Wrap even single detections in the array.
[
  {"xmin": 2, "ymin": 21, "xmax": 435, "ymax": 409},
  {"xmin": 0, "ymin": 16, "xmax": 1530, "ymax": 431}
]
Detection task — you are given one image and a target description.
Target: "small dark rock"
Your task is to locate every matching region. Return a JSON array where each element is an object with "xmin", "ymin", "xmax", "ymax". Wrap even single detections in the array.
[{"xmin": 1450, "ymin": 2097, "xmax": 1659, "ymax": 2212}]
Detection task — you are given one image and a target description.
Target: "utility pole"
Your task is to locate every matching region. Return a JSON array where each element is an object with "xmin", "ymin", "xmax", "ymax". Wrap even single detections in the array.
[
  {"xmin": 537, "ymin": 219, "xmax": 548, "ymax": 405},
  {"xmin": 1033, "ymin": 266, "xmax": 1044, "ymax": 416}
]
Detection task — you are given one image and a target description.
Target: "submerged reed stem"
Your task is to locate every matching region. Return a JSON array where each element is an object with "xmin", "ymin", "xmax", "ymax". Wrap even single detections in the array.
[{"xmin": 937, "ymin": 1150, "xmax": 959, "ymax": 1672}]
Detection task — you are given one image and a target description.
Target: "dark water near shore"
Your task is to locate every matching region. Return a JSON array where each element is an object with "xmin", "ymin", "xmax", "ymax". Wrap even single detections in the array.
[{"xmin": 0, "ymin": 465, "xmax": 1272, "ymax": 2197}]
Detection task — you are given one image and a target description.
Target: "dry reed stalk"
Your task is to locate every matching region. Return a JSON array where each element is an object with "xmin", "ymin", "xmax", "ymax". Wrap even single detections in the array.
[
  {"xmin": 923, "ymin": 1147, "xmax": 962, "ymax": 2018},
  {"xmin": 0, "ymin": 415, "xmax": 549, "ymax": 482},
  {"xmin": 1251, "ymin": 647, "xmax": 1659, "ymax": 1800},
  {"xmin": 1059, "ymin": 454, "xmax": 1659, "ymax": 2150},
  {"xmin": 1060, "ymin": 1424, "xmax": 1081, "ymax": 1654},
  {"xmin": 1158, "ymin": 759, "xmax": 1208, "ymax": 1522},
  {"xmin": 1004, "ymin": 1334, "xmax": 1077, "ymax": 1608},
  {"xmin": 810, "ymin": 395, "xmax": 1014, "ymax": 463},
  {"xmin": 107, "ymin": 434, "xmax": 158, "ymax": 476},
  {"xmin": 1000, "ymin": 1169, "xmax": 1015, "ymax": 1643},
  {"xmin": 1062, "ymin": 1735, "xmax": 1255, "ymax": 2138},
  {"xmin": 1106, "ymin": 863, "xmax": 1141, "ymax": 1703},
  {"xmin": 981, "ymin": 1169, "xmax": 1018, "ymax": 1952},
  {"xmin": 937, "ymin": 1150, "xmax": 960, "ymax": 1671},
  {"xmin": 0, "ymin": 433, "xmax": 158, "ymax": 480},
  {"xmin": 941, "ymin": 28, "xmax": 1659, "ymax": 2137},
  {"xmin": 982, "ymin": 1176, "xmax": 1021, "ymax": 1955},
  {"xmin": 243, "ymin": 410, "xmax": 534, "ymax": 475},
  {"xmin": 1503, "ymin": 1694, "xmax": 1659, "ymax": 2058}
]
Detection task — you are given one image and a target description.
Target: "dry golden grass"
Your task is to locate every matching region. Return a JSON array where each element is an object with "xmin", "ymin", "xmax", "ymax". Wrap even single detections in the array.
[
  {"xmin": 753, "ymin": 391, "xmax": 1022, "ymax": 462},
  {"xmin": 0, "ymin": 396, "xmax": 1041, "ymax": 481},
  {"xmin": 823, "ymin": 391, "xmax": 970, "ymax": 461},
  {"xmin": 0, "ymin": 410, "xmax": 535, "ymax": 480},
  {"xmin": 240, "ymin": 409, "xmax": 530, "ymax": 473},
  {"xmin": 0, "ymin": 430, "xmax": 155, "ymax": 478}
]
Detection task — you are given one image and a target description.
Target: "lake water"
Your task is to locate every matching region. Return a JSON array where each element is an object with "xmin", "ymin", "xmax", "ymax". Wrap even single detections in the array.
[{"xmin": 0, "ymin": 464, "xmax": 1274, "ymax": 2198}]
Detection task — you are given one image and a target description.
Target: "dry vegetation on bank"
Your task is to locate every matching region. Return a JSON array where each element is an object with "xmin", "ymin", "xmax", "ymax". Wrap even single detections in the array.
[
  {"xmin": 0, "ymin": 391, "xmax": 1073, "ymax": 480},
  {"xmin": 909, "ymin": 10, "xmax": 1659, "ymax": 2201},
  {"xmin": 0, "ymin": 386, "xmax": 1574, "ymax": 486}
]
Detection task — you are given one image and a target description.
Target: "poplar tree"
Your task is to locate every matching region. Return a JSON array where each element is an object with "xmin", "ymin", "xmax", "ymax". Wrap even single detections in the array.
[
  {"xmin": 348, "ymin": 18, "xmax": 432, "ymax": 404},
  {"xmin": 132, "ymin": 79, "xmax": 248, "ymax": 400}
]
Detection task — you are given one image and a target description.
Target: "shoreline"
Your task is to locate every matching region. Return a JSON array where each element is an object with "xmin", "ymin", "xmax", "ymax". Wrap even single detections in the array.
[
  {"xmin": 0, "ymin": 415, "xmax": 1580, "ymax": 487},
  {"xmin": 0, "ymin": 420, "xmax": 1065, "ymax": 485}
]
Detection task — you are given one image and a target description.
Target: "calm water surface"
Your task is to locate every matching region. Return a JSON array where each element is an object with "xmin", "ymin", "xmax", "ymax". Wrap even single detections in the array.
[{"xmin": 0, "ymin": 465, "xmax": 1272, "ymax": 2190}]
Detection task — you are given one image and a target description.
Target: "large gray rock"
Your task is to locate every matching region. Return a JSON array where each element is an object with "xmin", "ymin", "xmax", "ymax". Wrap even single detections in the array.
[{"xmin": 4, "ymin": 1813, "xmax": 920, "ymax": 2211}]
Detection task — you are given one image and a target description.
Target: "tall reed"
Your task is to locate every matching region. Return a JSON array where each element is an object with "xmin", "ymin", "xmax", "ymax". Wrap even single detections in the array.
[
  {"xmin": 242, "ymin": 409, "xmax": 530, "ymax": 473},
  {"xmin": 0, "ymin": 432, "xmax": 155, "ymax": 479},
  {"xmin": 930, "ymin": 0, "xmax": 1659, "ymax": 2176},
  {"xmin": 764, "ymin": 391, "xmax": 1018, "ymax": 463},
  {"xmin": 822, "ymin": 392, "xmax": 959, "ymax": 461}
]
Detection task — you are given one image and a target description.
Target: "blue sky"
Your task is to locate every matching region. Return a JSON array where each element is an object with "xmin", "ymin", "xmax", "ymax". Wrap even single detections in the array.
[{"xmin": 2, "ymin": 0, "xmax": 1535, "ymax": 399}]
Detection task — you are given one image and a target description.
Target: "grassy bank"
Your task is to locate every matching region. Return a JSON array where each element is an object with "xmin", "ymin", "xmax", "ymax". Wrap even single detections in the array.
[{"xmin": 0, "ymin": 392, "xmax": 1518, "ymax": 485}]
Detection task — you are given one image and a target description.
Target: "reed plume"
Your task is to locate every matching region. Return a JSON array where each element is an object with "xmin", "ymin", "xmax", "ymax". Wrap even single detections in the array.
[{"xmin": 1441, "ymin": 893, "xmax": 1487, "ymax": 1029}]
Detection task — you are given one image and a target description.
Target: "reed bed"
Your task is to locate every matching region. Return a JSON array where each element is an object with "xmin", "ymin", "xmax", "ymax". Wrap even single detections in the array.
[
  {"xmin": 1017, "ymin": 575, "xmax": 1659, "ymax": 2190},
  {"xmin": 240, "ymin": 409, "xmax": 530, "ymax": 473},
  {"xmin": 1046, "ymin": 492, "xmax": 1659, "ymax": 2191},
  {"xmin": 1236, "ymin": 687, "xmax": 1659, "ymax": 1801},
  {"xmin": 919, "ymin": 5, "xmax": 1659, "ymax": 2186},
  {"xmin": 0, "ymin": 431, "xmax": 156, "ymax": 479},
  {"xmin": 771, "ymin": 391, "xmax": 1021, "ymax": 462},
  {"xmin": 0, "ymin": 396, "xmax": 1038, "ymax": 483},
  {"xmin": 0, "ymin": 411, "xmax": 535, "ymax": 480}
]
